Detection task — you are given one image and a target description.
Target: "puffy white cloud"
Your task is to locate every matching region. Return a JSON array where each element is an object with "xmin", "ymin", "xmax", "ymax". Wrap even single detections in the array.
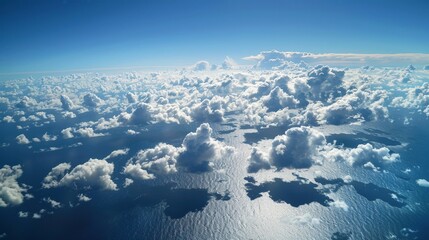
[
  {"xmin": 125, "ymin": 129, "xmax": 139, "ymax": 135},
  {"xmin": 62, "ymin": 111, "xmax": 76, "ymax": 119},
  {"xmin": 83, "ymin": 93, "xmax": 103, "ymax": 108},
  {"xmin": 0, "ymin": 165, "xmax": 27, "ymax": 207},
  {"xmin": 16, "ymin": 134, "xmax": 30, "ymax": 144},
  {"xmin": 325, "ymin": 143, "xmax": 400, "ymax": 168},
  {"xmin": 123, "ymin": 163, "xmax": 154, "ymax": 180},
  {"xmin": 247, "ymin": 147, "xmax": 271, "ymax": 173},
  {"xmin": 15, "ymin": 96, "xmax": 37, "ymax": 108},
  {"xmin": 125, "ymin": 123, "xmax": 234, "ymax": 179},
  {"xmin": 18, "ymin": 211, "xmax": 29, "ymax": 218},
  {"xmin": 43, "ymin": 159, "xmax": 117, "ymax": 190},
  {"xmin": 329, "ymin": 199, "xmax": 349, "ymax": 211},
  {"xmin": 43, "ymin": 197, "xmax": 62, "ymax": 208},
  {"xmin": 192, "ymin": 61, "xmax": 211, "ymax": 71},
  {"xmin": 42, "ymin": 132, "xmax": 57, "ymax": 142},
  {"xmin": 269, "ymin": 126, "xmax": 326, "ymax": 169},
  {"xmin": 103, "ymin": 148, "xmax": 129, "ymax": 160},
  {"xmin": 306, "ymin": 87, "xmax": 389, "ymax": 125},
  {"xmin": 126, "ymin": 92, "xmax": 138, "ymax": 103},
  {"xmin": 261, "ymin": 86, "xmax": 298, "ymax": 111},
  {"xmin": 76, "ymin": 127, "xmax": 105, "ymax": 138},
  {"xmin": 60, "ymin": 95, "xmax": 75, "ymax": 110},
  {"xmin": 61, "ymin": 127, "xmax": 74, "ymax": 139},
  {"xmin": 2, "ymin": 116, "xmax": 14, "ymax": 123},
  {"xmin": 290, "ymin": 213, "xmax": 321, "ymax": 226},
  {"xmin": 42, "ymin": 163, "xmax": 71, "ymax": 189},
  {"xmin": 416, "ymin": 179, "xmax": 429, "ymax": 187},
  {"xmin": 177, "ymin": 123, "xmax": 234, "ymax": 172},
  {"xmin": 77, "ymin": 193, "xmax": 91, "ymax": 202},
  {"xmin": 123, "ymin": 178, "xmax": 134, "ymax": 188},
  {"xmin": 247, "ymin": 127, "xmax": 400, "ymax": 172},
  {"xmin": 391, "ymin": 83, "xmax": 429, "ymax": 117},
  {"xmin": 342, "ymin": 175, "xmax": 353, "ymax": 184},
  {"xmin": 128, "ymin": 103, "xmax": 153, "ymax": 125},
  {"xmin": 305, "ymin": 66, "xmax": 345, "ymax": 103},
  {"xmin": 190, "ymin": 98, "xmax": 225, "ymax": 122},
  {"xmin": 124, "ymin": 143, "xmax": 179, "ymax": 180}
]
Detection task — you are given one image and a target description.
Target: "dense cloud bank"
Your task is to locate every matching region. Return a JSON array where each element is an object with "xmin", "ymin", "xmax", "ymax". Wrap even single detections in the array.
[{"xmin": 0, "ymin": 51, "xmax": 427, "ymax": 215}]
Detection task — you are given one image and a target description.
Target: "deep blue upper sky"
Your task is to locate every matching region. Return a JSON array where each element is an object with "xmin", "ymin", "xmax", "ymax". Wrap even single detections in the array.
[{"xmin": 1, "ymin": 0, "xmax": 429, "ymax": 74}]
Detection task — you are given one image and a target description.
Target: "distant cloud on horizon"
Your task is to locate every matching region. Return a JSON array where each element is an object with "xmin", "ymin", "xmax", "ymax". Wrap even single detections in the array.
[{"xmin": 244, "ymin": 50, "xmax": 429, "ymax": 68}]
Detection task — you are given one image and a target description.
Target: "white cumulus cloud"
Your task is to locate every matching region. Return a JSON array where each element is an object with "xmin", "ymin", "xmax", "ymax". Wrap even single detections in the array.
[{"xmin": 0, "ymin": 165, "xmax": 28, "ymax": 207}]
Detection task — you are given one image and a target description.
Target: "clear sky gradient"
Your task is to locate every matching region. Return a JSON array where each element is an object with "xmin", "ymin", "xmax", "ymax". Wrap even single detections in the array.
[{"xmin": 1, "ymin": 0, "xmax": 429, "ymax": 73}]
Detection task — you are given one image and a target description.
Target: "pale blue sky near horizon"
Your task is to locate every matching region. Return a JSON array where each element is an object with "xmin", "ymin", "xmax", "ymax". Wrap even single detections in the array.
[{"xmin": 1, "ymin": 0, "xmax": 429, "ymax": 74}]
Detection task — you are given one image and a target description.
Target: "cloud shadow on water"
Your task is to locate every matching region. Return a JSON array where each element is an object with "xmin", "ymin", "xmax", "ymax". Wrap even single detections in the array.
[
  {"xmin": 315, "ymin": 177, "xmax": 406, "ymax": 208},
  {"xmin": 331, "ymin": 231, "xmax": 352, "ymax": 240},
  {"xmin": 244, "ymin": 176, "xmax": 333, "ymax": 207},
  {"xmin": 243, "ymin": 125, "xmax": 291, "ymax": 145},
  {"xmin": 326, "ymin": 131, "xmax": 401, "ymax": 148},
  {"xmin": 119, "ymin": 182, "xmax": 230, "ymax": 219}
]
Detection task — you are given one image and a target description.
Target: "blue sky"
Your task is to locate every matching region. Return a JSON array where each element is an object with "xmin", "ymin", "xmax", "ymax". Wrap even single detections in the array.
[{"xmin": 1, "ymin": 0, "xmax": 429, "ymax": 74}]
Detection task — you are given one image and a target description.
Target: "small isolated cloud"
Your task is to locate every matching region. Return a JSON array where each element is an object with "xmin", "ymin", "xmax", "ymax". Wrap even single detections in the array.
[
  {"xmin": 43, "ymin": 197, "xmax": 62, "ymax": 209},
  {"xmin": 16, "ymin": 134, "xmax": 30, "ymax": 144},
  {"xmin": 103, "ymin": 148, "xmax": 129, "ymax": 160},
  {"xmin": 3, "ymin": 116, "xmax": 14, "ymax": 123},
  {"xmin": 329, "ymin": 199, "xmax": 349, "ymax": 211},
  {"xmin": 123, "ymin": 178, "xmax": 134, "ymax": 188},
  {"xmin": 61, "ymin": 127, "xmax": 74, "ymax": 139},
  {"xmin": 342, "ymin": 175, "xmax": 353, "ymax": 184},
  {"xmin": 43, "ymin": 159, "xmax": 117, "ymax": 190},
  {"xmin": 126, "ymin": 129, "xmax": 139, "ymax": 135},
  {"xmin": 77, "ymin": 193, "xmax": 91, "ymax": 202},
  {"xmin": 0, "ymin": 165, "xmax": 28, "ymax": 207},
  {"xmin": 42, "ymin": 132, "xmax": 57, "ymax": 142},
  {"xmin": 290, "ymin": 213, "xmax": 321, "ymax": 226},
  {"xmin": 76, "ymin": 127, "xmax": 105, "ymax": 138},
  {"xmin": 18, "ymin": 211, "xmax": 29, "ymax": 218},
  {"xmin": 416, "ymin": 179, "xmax": 429, "ymax": 187},
  {"xmin": 62, "ymin": 111, "xmax": 76, "ymax": 119}
]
